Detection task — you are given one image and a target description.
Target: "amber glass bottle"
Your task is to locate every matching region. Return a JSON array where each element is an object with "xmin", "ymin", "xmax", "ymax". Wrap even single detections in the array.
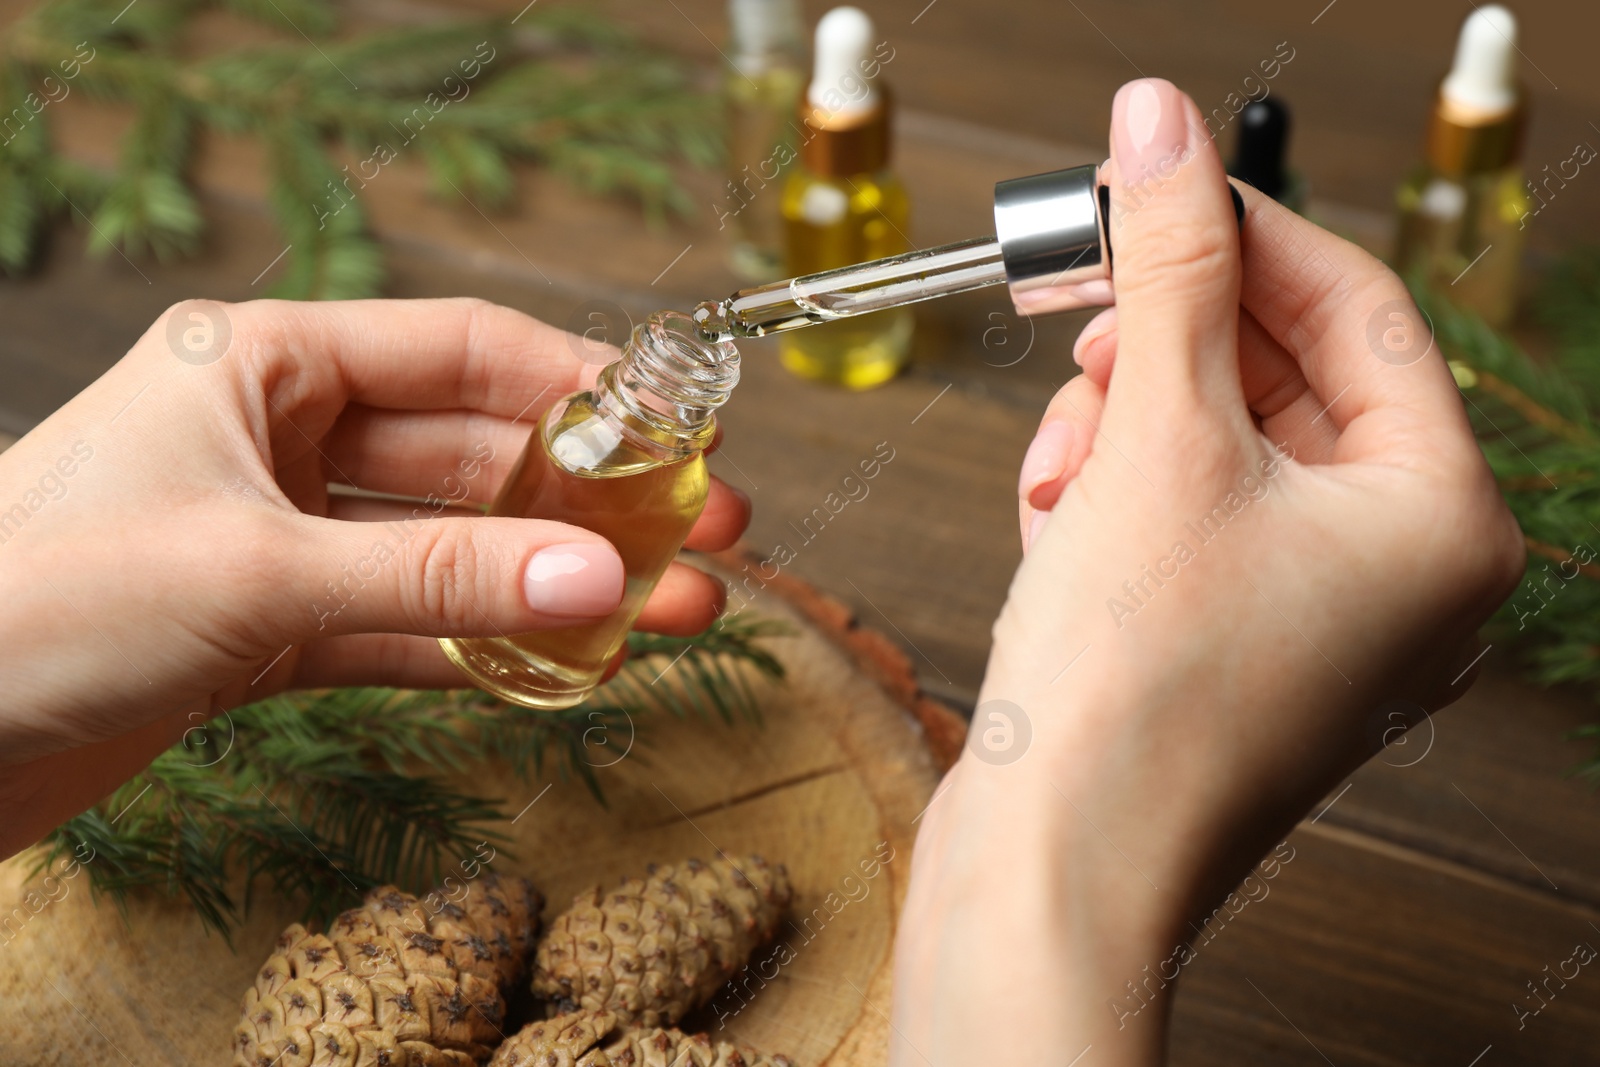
[{"xmin": 440, "ymin": 312, "xmax": 739, "ymax": 709}]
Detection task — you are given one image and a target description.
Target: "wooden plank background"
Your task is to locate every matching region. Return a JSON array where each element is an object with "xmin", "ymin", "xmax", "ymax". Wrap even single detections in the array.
[{"xmin": 2, "ymin": 0, "xmax": 1600, "ymax": 1061}]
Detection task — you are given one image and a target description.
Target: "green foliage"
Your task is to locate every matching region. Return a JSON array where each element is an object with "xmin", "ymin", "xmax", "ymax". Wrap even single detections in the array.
[
  {"xmin": 609, "ymin": 625, "xmax": 787, "ymax": 724},
  {"xmin": 1415, "ymin": 262, "xmax": 1600, "ymax": 778},
  {"xmin": 0, "ymin": 61, "xmax": 110, "ymax": 273},
  {"xmin": 90, "ymin": 97, "xmax": 202, "ymax": 261},
  {"xmin": 1536, "ymin": 247, "xmax": 1600, "ymax": 390},
  {"xmin": 33, "ymin": 617, "xmax": 787, "ymax": 938},
  {"xmin": 0, "ymin": 0, "xmax": 719, "ymax": 296}
]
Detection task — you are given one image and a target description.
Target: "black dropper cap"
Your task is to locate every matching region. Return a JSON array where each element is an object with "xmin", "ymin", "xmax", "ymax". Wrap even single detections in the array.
[{"xmin": 1229, "ymin": 96, "xmax": 1292, "ymax": 202}]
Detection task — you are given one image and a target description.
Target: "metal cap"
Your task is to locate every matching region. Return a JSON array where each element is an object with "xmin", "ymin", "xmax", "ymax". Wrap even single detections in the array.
[
  {"xmin": 993, "ymin": 164, "xmax": 1113, "ymax": 316},
  {"xmin": 1426, "ymin": 81, "xmax": 1523, "ymax": 177},
  {"xmin": 797, "ymin": 86, "xmax": 891, "ymax": 179},
  {"xmin": 994, "ymin": 163, "xmax": 1247, "ymax": 317}
]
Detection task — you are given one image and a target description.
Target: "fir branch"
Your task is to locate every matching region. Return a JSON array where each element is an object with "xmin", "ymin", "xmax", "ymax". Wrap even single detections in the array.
[
  {"xmin": 1527, "ymin": 537, "xmax": 1600, "ymax": 581},
  {"xmin": 610, "ymin": 620, "xmax": 789, "ymax": 725},
  {"xmin": 0, "ymin": 62, "xmax": 94, "ymax": 273},
  {"xmin": 27, "ymin": 0, "xmax": 192, "ymax": 56},
  {"xmin": 1537, "ymin": 247, "xmax": 1600, "ymax": 393},
  {"xmin": 261, "ymin": 116, "xmax": 385, "ymax": 298},
  {"xmin": 1474, "ymin": 369, "xmax": 1593, "ymax": 448},
  {"xmin": 1415, "ymin": 275, "xmax": 1600, "ymax": 780},
  {"xmin": 222, "ymin": 0, "xmax": 337, "ymax": 39},
  {"xmin": 88, "ymin": 89, "xmax": 202, "ymax": 262},
  {"xmin": 1, "ymin": 0, "xmax": 720, "ymax": 295},
  {"xmin": 314, "ymin": 22, "xmax": 509, "ymax": 97},
  {"xmin": 421, "ymin": 127, "xmax": 515, "ymax": 209},
  {"xmin": 32, "ymin": 616, "xmax": 786, "ymax": 936}
]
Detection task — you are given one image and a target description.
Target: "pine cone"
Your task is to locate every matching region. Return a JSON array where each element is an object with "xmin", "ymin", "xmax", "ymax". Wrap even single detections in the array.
[
  {"xmin": 596, "ymin": 1024, "xmax": 794, "ymax": 1067},
  {"xmin": 233, "ymin": 873, "xmax": 544, "ymax": 1067},
  {"xmin": 533, "ymin": 856, "xmax": 792, "ymax": 1028},
  {"xmin": 486, "ymin": 1010, "xmax": 619, "ymax": 1067},
  {"xmin": 488, "ymin": 1011, "xmax": 792, "ymax": 1067}
]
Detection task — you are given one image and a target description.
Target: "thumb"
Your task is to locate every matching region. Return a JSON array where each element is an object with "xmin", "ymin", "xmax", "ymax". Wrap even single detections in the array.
[
  {"xmin": 1101, "ymin": 78, "xmax": 1245, "ymax": 418},
  {"xmin": 285, "ymin": 514, "xmax": 626, "ymax": 640}
]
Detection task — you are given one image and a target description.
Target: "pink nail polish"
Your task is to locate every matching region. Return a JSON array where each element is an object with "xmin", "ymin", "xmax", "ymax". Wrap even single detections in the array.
[
  {"xmin": 524, "ymin": 543, "xmax": 625, "ymax": 618},
  {"xmin": 1072, "ymin": 308, "xmax": 1119, "ymax": 366},
  {"xmin": 1112, "ymin": 79, "xmax": 1190, "ymax": 188},
  {"xmin": 1018, "ymin": 421, "xmax": 1075, "ymax": 498}
]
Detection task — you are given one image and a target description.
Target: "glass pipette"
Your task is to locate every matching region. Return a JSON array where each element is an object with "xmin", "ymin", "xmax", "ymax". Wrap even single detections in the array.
[
  {"xmin": 692, "ymin": 163, "xmax": 1245, "ymax": 343},
  {"xmin": 692, "ymin": 237, "xmax": 1007, "ymax": 340}
]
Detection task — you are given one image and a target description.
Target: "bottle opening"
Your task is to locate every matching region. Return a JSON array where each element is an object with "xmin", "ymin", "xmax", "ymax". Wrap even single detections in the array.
[
  {"xmin": 599, "ymin": 311, "xmax": 740, "ymax": 454},
  {"xmin": 650, "ymin": 310, "xmax": 739, "ymax": 370}
]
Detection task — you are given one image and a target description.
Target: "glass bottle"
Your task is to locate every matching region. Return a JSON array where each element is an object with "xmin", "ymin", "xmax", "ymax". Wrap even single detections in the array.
[
  {"xmin": 1229, "ymin": 96, "xmax": 1307, "ymax": 214},
  {"xmin": 1396, "ymin": 165, "xmax": 1529, "ymax": 328},
  {"xmin": 780, "ymin": 155, "xmax": 913, "ymax": 389},
  {"xmin": 778, "ymin": 6, "xmax": 913, "ymax": 390},
  {"xmin": 440, "ymin": 312, "xmax": 739, "ymax": 710},
  {"xmin": 1394, "ymin": 5, "xmax": 1529, "ymax": 329},
  {"xmin": 724, "ymin": 0, "xmax": 806, "ymax": 281}
]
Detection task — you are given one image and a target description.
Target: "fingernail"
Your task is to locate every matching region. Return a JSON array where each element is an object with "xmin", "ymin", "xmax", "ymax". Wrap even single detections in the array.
[
  {"xmin": 1073, "ymin": 308, "xmax": 1118, "ymax": 366},
  {"xmin": 524, "ymin": 543, "xmax": 625, "ymax": 618},
  {"xmin": 1018, "ymin": 421, "xmax": 1075, "ymax": 499},
  {"xmin": 1026, "ymin": 509, "xmax": 1049, "ymax": 553},
  {"xmin": 1112, "ymin": 78, "xmax": 1189, "ymax": 188}
]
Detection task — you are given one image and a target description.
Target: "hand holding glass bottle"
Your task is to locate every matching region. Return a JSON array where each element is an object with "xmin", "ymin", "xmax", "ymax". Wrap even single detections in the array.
[
  {"xmin": 441, "ymin": 313, "xmax": 740, "ymax": 709},
  {"xmin": 0, "ymin": 299, "xmax": 750, "ymax": 858}
]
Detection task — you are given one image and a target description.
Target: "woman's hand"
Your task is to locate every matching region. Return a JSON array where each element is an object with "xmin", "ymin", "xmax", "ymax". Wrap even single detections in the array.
[
  {"xmin": 892, "ymin": 79, "xmax": 1522, "ymax": 1064},
  {"xmin": 0, "ymin": 298, "xmax": 749, "ymax": 859}
]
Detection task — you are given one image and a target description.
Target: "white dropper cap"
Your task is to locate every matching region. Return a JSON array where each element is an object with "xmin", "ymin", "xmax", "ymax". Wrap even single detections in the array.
[
  {"xmin": 808, "ymin": 6, "xmax": 878, "ymax": 116},
  {"xmin": 729, "ymin": 0, "xmax": 802, "ymax": 57},
  {"xmin": 1441, "ymin": 4, "xmax": 1518, "ymax": 115}
]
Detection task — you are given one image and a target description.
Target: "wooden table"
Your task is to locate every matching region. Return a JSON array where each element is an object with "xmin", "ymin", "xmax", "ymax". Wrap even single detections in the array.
[{"xmin": 3, "ymin": 0, "xmax": 1600, "ymax": 1061}]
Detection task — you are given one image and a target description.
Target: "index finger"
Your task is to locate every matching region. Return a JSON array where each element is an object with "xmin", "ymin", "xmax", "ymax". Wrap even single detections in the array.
[{"xmin": 210, "ymin": 297, "xmax": 602, "ymax": 418}]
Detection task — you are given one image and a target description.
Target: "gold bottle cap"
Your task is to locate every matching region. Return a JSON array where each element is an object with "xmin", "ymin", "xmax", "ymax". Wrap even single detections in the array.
[
  {"xmin": 797, "ymin": 85, "xmax": 890, "ymax": 180},
  {"xmin": 1425, "ymin": 6, "xmax": 1524, "ymax": 177},
  {"xmin": 1426, "ymin": 84, "xmax": 1523, "ymax": 177}
]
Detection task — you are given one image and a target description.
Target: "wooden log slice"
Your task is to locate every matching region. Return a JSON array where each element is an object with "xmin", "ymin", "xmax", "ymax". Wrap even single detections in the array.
[{"xmin": 0, "ymin": 550, "xmax": 965, "ymax": 1066}]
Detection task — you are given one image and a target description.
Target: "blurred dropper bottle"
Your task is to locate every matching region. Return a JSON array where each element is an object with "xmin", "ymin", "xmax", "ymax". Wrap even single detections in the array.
[
  {"xmin": 724, "ymin": 0, "xmax": 806, "ymax": 281},
  {"xmin": 1229, "ymin": 96, "xmax": 1306, "ymax": 213},
  {"xmin": 779, "ymin": 6, "xmax": 913, "ymax": 389},
  {"xmin": 1395, "ymin": 4, "xmax": 1530, "ymax": 328}
]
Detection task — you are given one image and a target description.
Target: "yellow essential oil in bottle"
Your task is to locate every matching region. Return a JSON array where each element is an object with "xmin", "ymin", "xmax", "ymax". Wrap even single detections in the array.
[
  {"xmin": 440, "ymin": 312, "xmax": 739, "ymax": 710},
  {"xmin": 1395, "ymin": 5, "xmax": 1529, "ymax": 329},
  {"xmin": 779, "ymin": 6, "xmax": 912, "ymax": 389},
  {"xmin": 724, "ymin": 0, "xmax": 806, "ymax": 281}
]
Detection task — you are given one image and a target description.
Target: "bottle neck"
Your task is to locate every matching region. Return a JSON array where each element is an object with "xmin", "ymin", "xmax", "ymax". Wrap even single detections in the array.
[
  {"xmin": 1426, "ymin": 86, "xmax": 1523, "ymax": 178},
  {"xmin": 798, "ymin": 85, "xmax": 891, "ymax": 179},
  {"xmin": 594, "ymin": 311, "xmax": 740, "ymax": 460},
  {"xmin": 729, "ymin": 0, "xmax": 804, "ymax": 73}
]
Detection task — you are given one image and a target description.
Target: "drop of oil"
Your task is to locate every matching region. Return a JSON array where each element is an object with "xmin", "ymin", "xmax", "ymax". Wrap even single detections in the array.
[{"xmin": 692, "ymin": 300, "xmax": 734, "ymax": 342}]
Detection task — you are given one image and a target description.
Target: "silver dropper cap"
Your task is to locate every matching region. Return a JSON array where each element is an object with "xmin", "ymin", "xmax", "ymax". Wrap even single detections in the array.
[
  {"xmin": 994, "ymin": 163, "xmax": 1244, "ymax": 316},
  {"xmin": 993, "ymin": 164, "xmax": 1114, "ymax": 317}
]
